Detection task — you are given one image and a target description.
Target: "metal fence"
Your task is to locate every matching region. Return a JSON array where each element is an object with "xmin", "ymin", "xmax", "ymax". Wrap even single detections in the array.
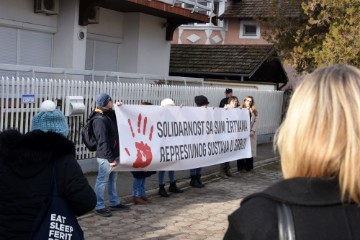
[{"xmin": 0, "ymin": 76, "xmax": 283, "ymax": 160}]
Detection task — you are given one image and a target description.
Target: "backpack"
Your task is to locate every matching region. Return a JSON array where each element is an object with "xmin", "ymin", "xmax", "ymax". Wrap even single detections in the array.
[
  {"xmin": 81, "ymin": 115, "xmax": 102, "ymax": 151},
  {"xmin": 29, "ymin": 162, "xmax": 84, "ymax": 240}
]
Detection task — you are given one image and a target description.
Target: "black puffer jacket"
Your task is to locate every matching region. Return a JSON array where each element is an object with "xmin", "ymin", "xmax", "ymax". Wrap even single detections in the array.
[{"xmin": 0, "ymin": 130, "xmax": 96, "ymax": 240}]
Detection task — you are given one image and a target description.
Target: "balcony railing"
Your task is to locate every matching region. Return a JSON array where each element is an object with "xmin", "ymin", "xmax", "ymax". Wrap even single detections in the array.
[{"xmin": 158, "ymin": 0, "xmax": 214, "ymax": 15}]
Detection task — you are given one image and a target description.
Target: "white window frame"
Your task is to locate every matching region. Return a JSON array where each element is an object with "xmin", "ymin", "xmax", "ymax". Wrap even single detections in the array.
[{"xmin": 239, "ymin": 20, "xmax": 260, "ymax": 39}]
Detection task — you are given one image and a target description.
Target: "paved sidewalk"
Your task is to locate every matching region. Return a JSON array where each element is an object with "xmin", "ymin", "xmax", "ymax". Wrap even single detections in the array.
[
  {"xmin": 79, "ymin": 156, "xmax": 282, "ymax": 239},
  {"xmin": 83, "ymin": 142, "xmax": 279, "ymax": 200}
]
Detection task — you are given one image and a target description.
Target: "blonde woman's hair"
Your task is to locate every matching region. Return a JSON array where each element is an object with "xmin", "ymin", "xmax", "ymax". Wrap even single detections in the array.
[
  {"xmin": 242, "ymin": 96, "xmax": 258, "ymax": 116},
  {"xmin": 275, "ymin": 64, "xmax": 360, "ymax": 204}
]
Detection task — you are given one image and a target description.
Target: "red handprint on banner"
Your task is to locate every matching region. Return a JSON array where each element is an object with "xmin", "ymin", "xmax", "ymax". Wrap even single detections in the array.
[{"xmin": 124, "ymin": 113, "xmax": 154, "ymax": 168}]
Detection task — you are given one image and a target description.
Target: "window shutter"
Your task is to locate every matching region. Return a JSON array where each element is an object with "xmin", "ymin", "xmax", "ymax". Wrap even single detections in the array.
[
  {"xmin": 19, "ymin": 30, "xmax": 52, "ymax": 67},
  {"xmin": 93, "ymin": 41, "xmax": 118, "ymax": 71},
  {"xmin": 0, "ymin": 27, "xmax": 17, "ymax": 78},
  {"xmin": 18, "ymin": 30, "xmax": 53, "ymax": 78}
]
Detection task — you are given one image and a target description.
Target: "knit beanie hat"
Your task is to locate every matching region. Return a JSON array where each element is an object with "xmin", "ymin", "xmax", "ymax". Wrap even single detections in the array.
[
  {"xmin": 96, "ymin": 93, "xmax": 111, "ymax": 108},
  {"xmin": 161, "ymin": 98, "xmax": 175, "ymax": 106},
  {"xmin": 31, "ymin": 100, "xmax": 69, "ymax": 137},
  {"xmin": 194, "ymin": 95, "xmax": 209, "ymax": 107}
]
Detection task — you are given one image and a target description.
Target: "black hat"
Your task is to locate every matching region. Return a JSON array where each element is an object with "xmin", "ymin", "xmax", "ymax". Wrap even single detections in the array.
[
  {"xmin": 194, "ymin": 95, "xmax": 209, "ymax": 107},
  {"xmin": 225, "ymin": 88, "xmax": 233, "ymax": 94}
]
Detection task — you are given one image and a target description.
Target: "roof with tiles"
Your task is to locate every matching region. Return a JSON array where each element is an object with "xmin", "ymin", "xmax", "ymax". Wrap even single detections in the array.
[
  {"xmin": 170, "ymin": 44, "xmax": 274, "ymax": 76},
  {"xmin": 220, "ymin": 0, "xmax": 301, "ymax": 19},
  {"xmin": 169, "ymin": 44, "xmax": 288, "ymax": 83}
]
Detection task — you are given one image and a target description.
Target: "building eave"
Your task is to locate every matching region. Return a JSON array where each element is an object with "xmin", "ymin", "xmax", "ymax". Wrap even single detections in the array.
[{"xmin": 80, "ymin": 0, "xmax": 209, "ymax": 40}]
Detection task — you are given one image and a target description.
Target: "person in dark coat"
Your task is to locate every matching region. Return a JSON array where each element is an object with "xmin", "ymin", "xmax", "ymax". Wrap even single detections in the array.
[
  {"xmin": 189, "ymin": 95, "xmax": 209, "ymax": 188},
  {"xmin": 0, "ymin": 100, "xmax": 96, "ymax": 240},
  {"xmin": 91, "ymin": 93, "xmax": 130, "ymax": 217},
  {"xmin": 219, "ymin": 96, "xmax": 239, "ymax": 179},
  {"xmin": 219, "ymin": 88, "xmax": 233, "ymax": 108},
  {"xmin": 224, "ymin": 64, "xmax": 360, "ymax": 240}
]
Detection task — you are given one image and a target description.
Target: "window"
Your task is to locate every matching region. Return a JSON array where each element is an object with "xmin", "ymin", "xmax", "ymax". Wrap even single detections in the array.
[
  {"xmin": 85, "ymin": 39, "xmax": 120, "ymax": 81},
  {"xmin": 239, "ymin": 20, "xmax": 260, "ymax": 39},
  {"xmin": 0, "ymin": 26, "xmax": 53, "ymax": 78},
  {"xmin": 243, "ymin": 24, "xmax": 257, "ymax": 36}
]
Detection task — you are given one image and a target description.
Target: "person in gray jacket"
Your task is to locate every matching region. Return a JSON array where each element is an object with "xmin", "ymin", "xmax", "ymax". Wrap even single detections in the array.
[{"xmin": 224, "ymin": 64, "xmax": 360, "ymax": 240}]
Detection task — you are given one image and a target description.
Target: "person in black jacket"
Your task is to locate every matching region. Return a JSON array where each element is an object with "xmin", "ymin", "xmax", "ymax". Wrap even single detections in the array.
[
  {"xmin": 189, "ymin": 95, "xmax": 209, "ymax": 188},
  {"xmin": 219, "ymin": 88, "xmax": 233, "ymax": 108},
  {"xmin": 224, "ymin": 64, "xmax": 360, "ymax": 240},
  {"xmin": 91, "ymin": 93, "xmax": 130, "ymax": 217},
  {"xmin": 0, "ymin": 100, "xmax": 96, "ymax": 240}
]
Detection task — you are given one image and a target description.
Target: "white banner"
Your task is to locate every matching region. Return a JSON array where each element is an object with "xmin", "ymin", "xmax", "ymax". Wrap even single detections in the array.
[{"xmin": 113, "ymin": 105, "xmax": 251, "ymax": 171}]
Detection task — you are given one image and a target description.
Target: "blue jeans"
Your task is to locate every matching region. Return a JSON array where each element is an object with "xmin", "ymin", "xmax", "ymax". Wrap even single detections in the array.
[
  {"xmin": 94, "ymin": 158, "xmax": 120, "ymax": 210},
  {"xmin": 158, "ymin": 171, "xmax": 175, "ymax": 185},
  {"xmin": 190, "ymin": 168, "xmax": 202, "ymax": 176},
  {"xmin": 133, "ymin": 178, "xmax": 146, "ymax": 197}
]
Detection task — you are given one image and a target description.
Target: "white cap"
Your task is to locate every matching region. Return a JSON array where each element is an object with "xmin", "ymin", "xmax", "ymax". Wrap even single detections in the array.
[{"xmin": 161, "ymin": 98, "xmax": 175, "ymax": 106}]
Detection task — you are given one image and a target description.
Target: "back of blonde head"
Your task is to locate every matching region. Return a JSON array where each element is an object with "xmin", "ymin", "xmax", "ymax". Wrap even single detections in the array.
[{"xmin": 276, "ymin": 64, "xmax": 360, "ymax": 204}]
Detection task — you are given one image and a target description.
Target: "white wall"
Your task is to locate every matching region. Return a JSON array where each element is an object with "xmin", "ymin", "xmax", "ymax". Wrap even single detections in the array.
[
  {"xmin": 0, "ymin": 2, "xmax": 173, "ymax": 76},
  {"xmin": 118, "ymin": 13, "xmax": 140, "ymax": 73},
  {"xmin": 137, "ymin": 14, "xmax": 171, "ymax": 75},
  {"xmin": 87, "ymin": 8, "xmax": 123, "ymax": 40},
  {"xmin": 0, "ymin": 0, "xmax": 57, "ymax": 31},
  {"xmin": 119, "ymin": 13, "xmax": 171, "ymax": 75},
  {"xmin": 53, "ymin": 0, "xmax": 87, "ymax": 70}
]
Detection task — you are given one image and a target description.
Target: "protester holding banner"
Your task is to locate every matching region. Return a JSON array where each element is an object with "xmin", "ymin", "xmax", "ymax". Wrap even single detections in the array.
[
  {"xmin": 189, "ymin": 95, "xmax": 210, "ymax": 188},
  {"xmin": 91, "ymin": 93, "xmax": 130, "ymax": 217},
  {"xmin": 219, "ymin": 96, "xmax": 240, "ymax": 178},
  {"xmin": 237, "ymin": 96, "xmax": 258, "ymax": 172},
  {"xmin": 158, "ymin": 98, "xmax": 184, "ymax": 197},
  {"xmin": 131, "ymin": 101, "xmax": 157, "ymax": 204}
]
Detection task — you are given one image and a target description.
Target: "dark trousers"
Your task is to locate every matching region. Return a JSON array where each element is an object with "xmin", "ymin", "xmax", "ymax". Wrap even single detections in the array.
[
  {"xmin": 220, "ymin": 162, "xmax": 230, "ymax": 170},
  {"xmin": 237, "ymin": 158, "xmax": 253, "ymax": 171}
]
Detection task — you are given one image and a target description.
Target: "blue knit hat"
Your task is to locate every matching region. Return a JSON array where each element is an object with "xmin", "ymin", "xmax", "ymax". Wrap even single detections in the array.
[
  {"xmin": 96, "ymin": 93, "xmax": 111, "ymax": 108},
  {"xmin": 31, "ymin": 100, "xmax": 69, "ymax": 137}
]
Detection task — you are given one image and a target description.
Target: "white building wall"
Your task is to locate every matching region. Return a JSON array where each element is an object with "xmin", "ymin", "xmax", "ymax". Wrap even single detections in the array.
[
  {"xmin": 0, "ymin": 0, "xmax": 57, "ymax": 30},
  {"xmin": 0, "ymin": 1, "xmax": 176, "ymax": 77},
  {"xmin": 137, "ymin": 14, "xmax": 171, "ymax": 75},
  {"xmin": 87, "ymin": 8, "xmax": 123, "ymax": 40},
  {"xmin": 118, "ymin": 13, "xmax": 140, "ymax": 73},
  {"xmin": 119, "ymin": 13, "xmax": 170, "ymax": 75},
  {"xmin": 53, "ymin": 0, "xmax": 87, "ymax": 71}
]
